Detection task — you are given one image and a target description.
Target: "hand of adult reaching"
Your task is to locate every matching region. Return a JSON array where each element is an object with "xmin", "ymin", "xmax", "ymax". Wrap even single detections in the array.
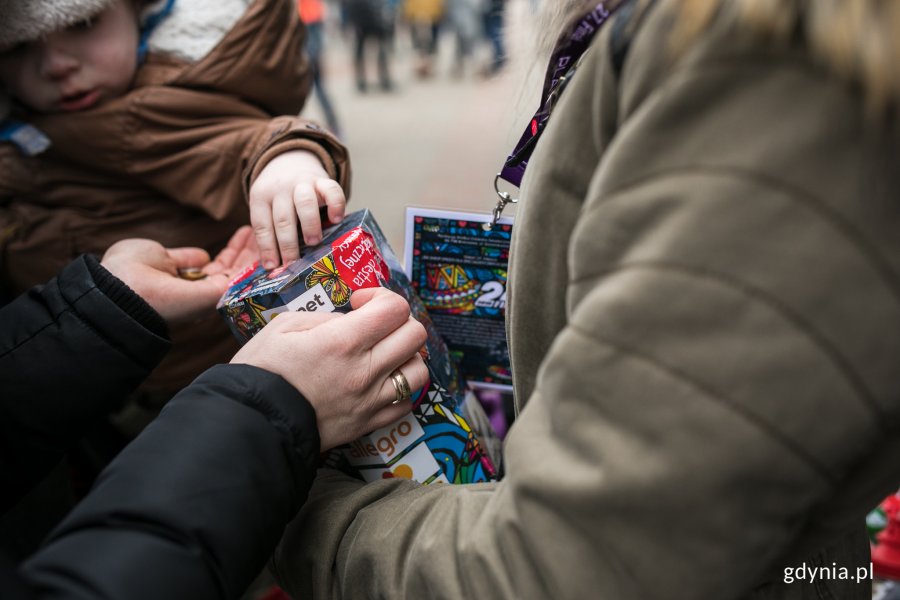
[
  {"xmin": 100, "ymin": 226, "xmax": 258, "ymax": 324},
  {"xmin": 230, "ymin": 286, "xmax": 430, "ymax": 450}
]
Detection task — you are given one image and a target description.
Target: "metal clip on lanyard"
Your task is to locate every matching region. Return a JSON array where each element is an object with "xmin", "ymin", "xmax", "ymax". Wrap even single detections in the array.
[
  {"xmin": 484, "ymin": 1, "xmax": 621, "ymax": 231},
  {"xmin": 487, "ymin": 173, "xmax": 517, "ymax": 231}
]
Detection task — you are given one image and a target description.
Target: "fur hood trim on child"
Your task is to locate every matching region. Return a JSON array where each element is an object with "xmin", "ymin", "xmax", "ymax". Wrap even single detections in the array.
[
  {"xmin": 0, "ymin": 0, "xmax": 114, "ymax": 51},
  {"xmin": 0, "ymin": 0, "xmax": 253, "ymax": 62},
  {"xmin": 143, "ymin": 0, "xmax": 252, "ymax": 63}
]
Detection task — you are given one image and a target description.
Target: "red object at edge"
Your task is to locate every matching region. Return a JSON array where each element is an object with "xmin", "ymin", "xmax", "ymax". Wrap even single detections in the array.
[
  {"xmin": 873, "ymin": 494, "xmax": 900, "ymax": 580},
  {"xmin": 256, "ymin": 584, "xmax": 291, "ymax": 600}
]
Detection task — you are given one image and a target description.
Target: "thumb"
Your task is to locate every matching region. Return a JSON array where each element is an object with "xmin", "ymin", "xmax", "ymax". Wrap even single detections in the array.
[
  {"xmin": 348, "ymin": 286, "xmax": 382, "ymax": 310},
  {"xmin": 159, "ymin": 275, "xmax": 231, "ymax": 322},
  {"xmin": 167, "ymin": 247, "xmax": 213, "ymax": 270}
]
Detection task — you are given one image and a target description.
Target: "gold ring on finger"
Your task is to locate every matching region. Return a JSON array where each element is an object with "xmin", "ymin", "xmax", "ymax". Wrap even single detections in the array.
[{"xmin": 389, "ymin": 369, "xmax": 411, "ymax": 405}]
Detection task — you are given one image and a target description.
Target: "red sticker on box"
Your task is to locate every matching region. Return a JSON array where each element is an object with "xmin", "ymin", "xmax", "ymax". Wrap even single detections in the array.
[
  {"xmin": 227, "ymin": 260, "xmax": 262, "ymax": 289},
  {"xmin": 331, "ymin": 227, "xmax": 390, "ymax": 290}
]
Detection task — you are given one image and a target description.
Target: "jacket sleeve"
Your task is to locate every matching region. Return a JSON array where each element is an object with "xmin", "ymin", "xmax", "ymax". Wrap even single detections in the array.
[
  {"xmin": 37, "ymin": 92, "xmax": 351, "ymax": 222},
  {"xmin": 17, "ymin": 364, "xmax": 321, "ymax": 600},
  {"xmin": 270, "ymin": 7, "xmax": 900, "ymax": 600},
  {"xmin": 117, "ymin": 90, "xmax": 352, "ymax": 220},
  {"xmin": 0, "ymin": 255, "xmax": 170, "ymax": 514}
]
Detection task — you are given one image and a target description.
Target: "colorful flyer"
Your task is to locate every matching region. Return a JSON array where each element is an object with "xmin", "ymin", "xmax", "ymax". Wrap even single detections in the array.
[{"xmin": 404, "ymin": 208, "xmax": 513, "ymax": 392}]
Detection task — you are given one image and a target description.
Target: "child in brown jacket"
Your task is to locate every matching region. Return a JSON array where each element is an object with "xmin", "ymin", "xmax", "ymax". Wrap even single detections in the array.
[{"xmin": 0, "ymin": 0, "xmax": 350, "ymax": 413}]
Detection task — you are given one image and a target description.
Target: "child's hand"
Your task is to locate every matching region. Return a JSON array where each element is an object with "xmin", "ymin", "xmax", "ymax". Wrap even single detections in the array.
[{"xmin": 249, "ymin": 149, "xmax": 346, "ymax": 268}]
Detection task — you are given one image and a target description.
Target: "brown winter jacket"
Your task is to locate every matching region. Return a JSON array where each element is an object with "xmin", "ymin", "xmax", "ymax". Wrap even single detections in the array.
[
  {"xmin": 272, "ymin": 1, "xmax": 900, "ymax": 599},
  {"xmin": 0, "ymin": 0, "xmax": 350, "ymax": 395}
]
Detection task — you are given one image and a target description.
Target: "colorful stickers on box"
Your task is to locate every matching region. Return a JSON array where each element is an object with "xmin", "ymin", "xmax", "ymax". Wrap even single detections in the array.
[{"xmin": 217, "ymin": 209, "xmax": 499, "ymax": 484}]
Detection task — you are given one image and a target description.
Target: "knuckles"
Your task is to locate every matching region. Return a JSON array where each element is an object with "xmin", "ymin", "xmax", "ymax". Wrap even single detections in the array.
[
  {"xmin": 247, "ymin": 183, "xmax": 274, "ymax": 205},
  {"xmin": 376, "ymin": 290, "xmax": 413, "ymax": 324},
  {"xmin": 273, "ymin": 214, "xmax": 296, "ymax": 229},
  {"xmin": 292, "ymin": 183, "xmax": 317, "ymax": 199},
  {"xmin": 251, "ymin": 222, "xmax": 272, "ymax": 239},
  {"xmin": 316, "ymin": 179, "xmax": 343, "ymax": 193},
  {"xmin": 410, "ymin": 319, "xmax": 427, "ymax": 346}
]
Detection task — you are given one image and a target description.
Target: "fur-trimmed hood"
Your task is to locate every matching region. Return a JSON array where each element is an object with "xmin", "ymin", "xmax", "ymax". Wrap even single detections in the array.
[
  {"xmin": 0, "ymin": 0, "xmax": 253, "ymax": 62},
  {"xmin": 143, "ymin": 0, "xmax": 251, "ymax": 63},
  {"xmin": 0, "ymin": 0, "xmax": 115, "ymax": 51}
]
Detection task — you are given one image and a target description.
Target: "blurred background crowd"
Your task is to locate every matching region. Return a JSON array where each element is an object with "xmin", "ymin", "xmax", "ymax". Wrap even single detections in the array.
[{"xmin": 296, "ymin": 0, "xmax": 540, "ymax": 252}]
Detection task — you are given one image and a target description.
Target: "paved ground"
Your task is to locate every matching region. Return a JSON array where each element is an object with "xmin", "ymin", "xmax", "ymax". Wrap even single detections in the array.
[{"xmin": 300, "ymin": 0, "xmax": 541, "ymax": 257}]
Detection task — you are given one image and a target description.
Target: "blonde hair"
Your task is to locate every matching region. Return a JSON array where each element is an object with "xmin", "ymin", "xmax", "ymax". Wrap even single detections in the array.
[{"xmin": 541, "ymin": 0, "xmax": 900, "ymax": 112}]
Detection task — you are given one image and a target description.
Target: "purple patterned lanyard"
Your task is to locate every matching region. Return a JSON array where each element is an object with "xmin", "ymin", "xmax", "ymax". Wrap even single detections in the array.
[{"xmin": 485, "ymin": 2, "xmax": 622, "ymax": 230}]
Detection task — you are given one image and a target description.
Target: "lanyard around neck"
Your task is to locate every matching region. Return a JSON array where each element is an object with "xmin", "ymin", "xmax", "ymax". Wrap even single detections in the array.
[{"xmin": 485, "ymin": 2, "xmax": 623, "ymax": 230}]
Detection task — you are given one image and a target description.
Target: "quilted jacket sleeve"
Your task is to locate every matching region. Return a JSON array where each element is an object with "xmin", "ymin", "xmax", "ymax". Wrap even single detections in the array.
[
  {"xmin": 0, "ymin": 255, "xmax": 169, "ymax": 514},
  {"xmin": 270, "ymin": 5, "xmax": 900, "ymax": 600},
  {"xmin": 35, "ymin": 94, "xmax": 350, "ymax": 222},
  {"xmin": 16, "ymin": 364, "xmax": 321, "ymax": 600}
]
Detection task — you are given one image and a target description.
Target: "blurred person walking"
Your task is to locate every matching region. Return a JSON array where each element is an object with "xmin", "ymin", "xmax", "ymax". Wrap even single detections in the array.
[
  {"xmin": 386, "ymin": 0, "xmax": 402, "ymax": 46},
  {"xmin": 403, "ymin": 0, "xmax": 444, "ymax": 78},
  {"xmin": 446, "ymin": 0, "xmax": 483, "ymax": 77},
  {"xmin": 481, "ymin": 0, "xmax": 506, "ymax": 76},
  {"xmin": 344, "ymin": 0, "xmax": 396, "ymax": 92},
  {"xmin": 299, "ymin": 0, "xmax": 343, "ymax": 136}
]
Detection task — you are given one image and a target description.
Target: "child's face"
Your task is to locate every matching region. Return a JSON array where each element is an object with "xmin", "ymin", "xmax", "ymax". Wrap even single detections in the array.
[{"xmin": 0, "ymin": 0, "xmax": 140, "ymax": 113}]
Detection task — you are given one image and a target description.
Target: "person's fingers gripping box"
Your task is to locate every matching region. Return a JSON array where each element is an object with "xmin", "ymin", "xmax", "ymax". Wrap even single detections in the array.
[{"xmin": 217, "ymin": 209, "xmax": 500, "ymax": 484}]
